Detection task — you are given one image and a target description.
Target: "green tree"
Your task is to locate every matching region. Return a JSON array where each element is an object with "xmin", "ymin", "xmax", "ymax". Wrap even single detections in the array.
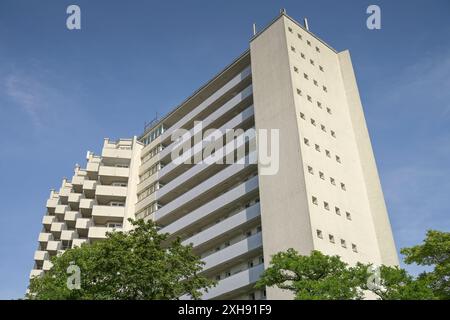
[
  {"xmin": 27, "ymin": 219, "xmax": 215, "ymax": 300},
  {"xmin": 400, "ymin": 230, "xmax": 450, "ymax": 299},
  {"xmin": 255, "ymin": 249, "xmax": 365, "ymax": 299}
]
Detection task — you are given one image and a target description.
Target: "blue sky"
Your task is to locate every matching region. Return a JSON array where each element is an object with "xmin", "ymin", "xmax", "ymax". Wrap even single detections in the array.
[{"xmin": 0, "ymin": 0, "xmax": 449, "ymax": 299}]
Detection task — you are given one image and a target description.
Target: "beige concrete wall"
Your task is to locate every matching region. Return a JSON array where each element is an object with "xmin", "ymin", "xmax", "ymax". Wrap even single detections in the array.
[
  {"xmin": 250, "ymin": 16, "xmax": 314, "ymax": 300},
  {"xmin": 338, "ymin": 51, "xmax": 399, "ymax": 266}
]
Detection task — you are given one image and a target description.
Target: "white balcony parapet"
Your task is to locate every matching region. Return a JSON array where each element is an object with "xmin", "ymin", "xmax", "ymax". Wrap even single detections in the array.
[
  {"xmin": 68, "ymin": 193, "xmax": 82, "ymax": 204},
  {"xmin": 43, "ymin": 260, "xmax": 53, "ymax": 271},
  {"xmin": 92, "ymin": 205, "xmax": 125, "ymax": 223},
  {"xmin": 42, "ymin": 215, "xmax": 56, "ymax": 226},
  {"xmin": 64, "ymin": 211, "xmax": 81, "ymax": 223},
  {"xmin": 50, "ymin": 222, "xmax": 66, "ymax": 233},
  {"xmin": 34, "ymin": 250, "xmax": 49, "ymax": 261},
  {"xmin": 72, "ymin": 238, "xmax": 89, "ymax": 248},
  {"xmin": 30, "ymin": 269, "xmax": 44, "ymax": 279},
  {"xmin": 95, "ymin": 185, "xmax": 127, "ymax": 198},
  {"xmin": 99, "ymin": 166, "xmax": 130, "ymax": 178},
  {"xmin": 38, "ymin": 232, "xmax": 53, "ymax": 243},
  {"xmin": 61, "ymin": 230, "xmax": 79, "ymax": 241},
  {"xmin": 75, "ymin": 218, "xmax": 92, "ymax": 230},
  {"xmin": 88, "ymin": 226, "xmax": 122, "ymax": 240},
  {"xmin": 46, "ymin": 240, "xmax": 61, "ymax": 252}
]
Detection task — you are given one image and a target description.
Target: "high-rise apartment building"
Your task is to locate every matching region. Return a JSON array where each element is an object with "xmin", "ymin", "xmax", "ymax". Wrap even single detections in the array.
[{"xmin": 29, "ymin": 12, "xmax": 398, "ymax": 300}]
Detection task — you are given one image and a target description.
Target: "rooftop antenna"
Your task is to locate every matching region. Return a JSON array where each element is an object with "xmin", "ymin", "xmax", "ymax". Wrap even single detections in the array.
[
  {"xmin": 252, "ymin": 23, "xmax": 257, "ymax": 36},
  {"xmin": 280, "ymin": 8, "xmax": 286, "ymax": 15},
  {"xmin": 304, "ymin": 17, "xmax": 309, "ymax": 31}
]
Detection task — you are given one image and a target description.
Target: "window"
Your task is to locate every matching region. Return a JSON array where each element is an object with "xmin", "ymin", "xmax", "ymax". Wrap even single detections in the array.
[
  {"xmin": 346, "ymin": 212, "xmax": 352, "ymax": 220},
  {"xmin": 319, "ymin": 171, "xmax": 325, "ymax": 180},
  {"xmin": 352, "ymin": 244, "xmax": 358, "ymax": 252},
  {"xmin": 307, "ymin": 40, "xmax": 311, "ymax": 46},
  {"xmin": 336, "ymin": 155, "xmax": 341, "ymax": 163},
  {"xmin": 294, "ymin": 66, "xmax": 299, "ymax": 73},
  {"xmin": 296, "ymin": 88, "xmax": 302, "ymax": 95},
  {"xmin": 288, "ymin": 27, "xmax": 293, "ymax": 33},
  {"xmin": 323, "ymin": 85, "xmax": 328, "ymax": 92},
  {"xmin": 330, "ymin": 177, "xmax": 336, "ymax": 185},
  {"xmin": 310, "ymin": 59, "xmax": 315, "ymax": 65},
  {"xmin": 326, "ymin": 107, "xmax": 332, "ymax": 114},
  {"xmin": 323, "ymin": 202, "xmax": 330, "ymax": 210},
  {"xmin": 307, "ymin": 95, "xmax": 312, "ymax": 102},
  {"xmin": 259, "ymin": 256, "xmax": 264, "ymax": 264},
  {"xmin": 315, "ymin": 144, "xmax": 321, "ymax": 152},
  {"xmin": 112, "ymin": 182, "xmax": 127, "ymax": 187},
  {"xmin": 317, "ymin": 101, "xmax": 322, "ymax": 108},
  {"xmin": 313, "ymin": 79, "xmax": 318, "ymax": 86},
  {"xmin": 115, "ymin": 164, "xmax": 129, "ymax": 168},
  {"xmin": 325, "ymin": 150, "xmax": 331, "ymax": 158},
  {"xmin": 297, "ymin": 33, "xmax": 302, "ymax": 40},
  {"xmin": 304, "ymin": 138, "xmax": 310, "ymax": 146},
  {"xmin": 300, "ymin": 112, "xmax": 305, "ymax": 120},
  {"xmin": 315, "ymin": 46, "xmax": 320, "ymax": 53},
  {"xmin": 329, "ymin": 234, "xmax": 335, "ymax": 243},
  {"xmin": 312, "ymin": 196, "xmax": 318, "ymax": 205},
  {"xmin": 335, "ymin": 207, "xmax": 341, "ymax": 215},
  {"xmin": 107, "ymin": 222, "xmax": 122, "ymax": 229},
  {"xmin": 331, "ymin": 130, "xmax": 336, "ymax": 138},
  {"xmin": 340, "ymin": 183, "xmax": 346, "ymax": 191},
  {"xmin": 341, "ymin": 239, "xmax": 347, "ymax": 248},
  {"xmin": 303, "ymin": 73, "xmax": 309, "ymax": 80},
  {"xmin": 216, "ymin": 275, "xmax": 221, "ymax": 281},
  {"xmin": 290, "ymin": 46, "xmax": 296, "ymax": 52},
  {"xmin": 310, "ymin": 118, "xmax": 316, "ymax": 126},
  {"xmin": 316, "ymin": 229, "xmax": 323, "ymax": 239},
  {"xmin": 321, "ymin": 124, "xmax": 326, "ymax": 132},
  {"xmin": 110, "ymin": 201, "xmax": 125, "ymax": 207},
  {"xmin": 319, "ymin": 65, "xmax": 324, "ymax": 72},
  {"xmin": 307, "ymin": 166, "xmax": 314, "ymax": 174},
  {"xmin": 300, "ymin": 52, "xmax": 305, "ymax": 59}
]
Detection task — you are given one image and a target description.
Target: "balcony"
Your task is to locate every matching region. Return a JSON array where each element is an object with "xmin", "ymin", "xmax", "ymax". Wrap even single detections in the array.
[
  {"xmin": 182, "ymin": 264, "xmax": 264, "ymax": 300},
  {"xmin": 38, "ymin": 232, "xmax": 53, "ymax": 243},
  {"xmin": 92, "ymin": 205, "xmax": 125, "ymax": 224},
  {"xmin": 61, "ymin": 230, "xmax": 78, "ymax": 241},
  {"xmin": 75, "ymin": 218, "xmax": 92, "ymax": 231},
  {"xmin": 86, "ymin": 161, "xmax": 100, "ymax": 173},
  {"xmin": 68, "ymin": 193, "xmax": 82, "ymax": 206},
  {"xmin": 50, "ymin": 221, "xmax": 66, "ymax": 234},
  {"xmin": 82, "ymin": 180, "xmax": 97, "ymax": 198},
  {"xmin": 46, "ymin": 198, "xmax": 58, "ymax": 213},
  {"xmin": 182, "ymin": 203, "xmax": 261, "ymax": 250},
  {"xmin": 43, "ymin": 260, "xmax": 53, "ymax": 271},
  {"xmin": 30, "ymin": 269, "xmax": 44, "ymax": 279},
  {"xmin": 72, "ymin": 238, "xmax": 89, "ymax": 248},
  {"xmin": 201, "ymin": 233, "xmax": 263, "ymax": 274},
  {"xmin": 34, "ymin": 250, "xmax": 49, "ymax": 261},
  {"xmin": 99, "ymin": 166, "xmax": 129, "ymax": 178},
  {"xmin": 88, "ymin": 226, "xmax": 122, "ymax": 241},
  {"xmin": 54, "ymin": 205, "xmax": 68, "ymax": 220},
  {"xmin": 102, "ymin": 147, "xmax": 132, "ymax": 160},
  {"xmin": 71, "ymin": 175, "xmax": 85, "ymax": 187},
  {"xmin": 42, "ymin": 215, "xmax": 56, "ymax": 229},
  {"xmin": 95, "ymin": 185, "xmax": 127, "ymax": 203},
  {"xmin": 64, "ymin": 211, "xmax": 81, "ymax": 226},
  {"xmin": 46, "ymin": 240, "xmax": 61, "ymax": 253},
  {"xmin": 79, "ymin": 198, "xmax": 94, "ymax": 215}
]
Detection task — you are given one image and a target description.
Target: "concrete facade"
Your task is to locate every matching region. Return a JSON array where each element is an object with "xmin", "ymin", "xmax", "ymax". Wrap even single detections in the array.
[{"xmin": 30, "ymin": 12, "xmax": 398, "ymax": 300}]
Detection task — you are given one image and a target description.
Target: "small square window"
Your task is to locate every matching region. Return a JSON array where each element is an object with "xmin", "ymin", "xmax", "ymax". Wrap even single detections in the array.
[
  {"xmin": 297, "ymin": 88, "xmax": 302, "ymax": 95},
  {"xmin": 325, "ymin": 150, "xmax": 331, "ymax": 158},
  {"xmin": 331, "ymin": 130, "xmax": 336, "ymax": 138},
  {"xmin": 317, "ymin": 101, "xmax": 322, "ymax": 108},
  {"xmin": 336, "ymin": 155, "xmax": 341, "ymax": 163},
  {"xmin": 341, "ymin": 239, "xmax": 347, "ymax": 248},
  {"xmin": 313, "ymin": 80, "xmax": 318, "ymax": 86},
  {"xmin": 323, "ymin": 201, "xmax": 330, "ymax": 210},
  {"xmin": 326, "ymin": 107, "xmax": 332, "ymax": 114},
  {"xmin": 303, "ymin": 73, "xmax": 309, "ymax": 80},
  {"xmin": 315, "ymin": 144, "xmax": 320, "ymax": 152},
  {"xmin": 294, "ymin": 66, "xmax": 299, "ymax": 73},
  {"xmin": 310, "ymin": 59, "xmax": 315, "ymax": 65},
  {"xmin": 301, "ymin": 52, "xmax": 305, "ymax": 59},
  {"xmin": 307, "ymin": 95, "xmax": 312, "ymax": 102},
  {"xmin": 330, "ymin": 177, "xmax": 336, "ymax": 185},
  {"xmin": 315, "ymin": 46, "xmax": 320, "ymax": 53},
  {"xmin": 321, "ymin": 124, "xmax": 326, "ymax": 132},
  {"xmin": 297, "ymin": 33, "xmax": 302, "ymax": 40},
  {"xmin": 319, "ymin": 171, "xmax": 325, "ymax": 180},
  {"xmin": 316, "ymin": 229, "xmax": 323, "ymax": 239},
  {"xmin": 319, "ymin": 65, "xmax": 324, "ymax": 72},
  {"xmin": 307, "ymin": 40, "xmax": 311, "ymax": 46},
  {"xmin": 346, "ymin": 212, "xmax": 352, "ymax": 220},
  {"xmin": 300, "ymin": 112, "xmax": 305, "ymax": 120},
  {"xmin": 310, "ymin": 118, "xmax": 316, "ymax": 126},
  {"xmin": 323, "ymin": 85, "xmax": 328, "ymax": 92},
  {"xmin": 335, "ymin": 207, "xmax": 341, "ymax": 215},
  {"xmin": 312, "ymin": 196, "xmax": 318, "ymax": 205},
  {"xmin": 329, "ymin": 234, "xmax": 335, "ymax": 243},
  {"xmin": 307, "ymin": 166, "xmax": 314, "ymax": 174},
  {"xmin": 291, "ymin": 46, "xmax": 296, "ymax": 52},
  {"xmin": 304, "ymin": 138, "xmax": 310, "ymax": 146},
  {"xmin": 352, "ymin": 244, "xmax": 358, "ymax": 252}
]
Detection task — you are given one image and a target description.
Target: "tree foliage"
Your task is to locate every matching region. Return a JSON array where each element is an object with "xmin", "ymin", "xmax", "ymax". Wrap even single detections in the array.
[
  {"xmin": 27, "ymin": 219, "xmax": 215, "ymax": 300},
  {"xmin": 400, "ymin": 230, "xmax": 450, "ymax": 299}
]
